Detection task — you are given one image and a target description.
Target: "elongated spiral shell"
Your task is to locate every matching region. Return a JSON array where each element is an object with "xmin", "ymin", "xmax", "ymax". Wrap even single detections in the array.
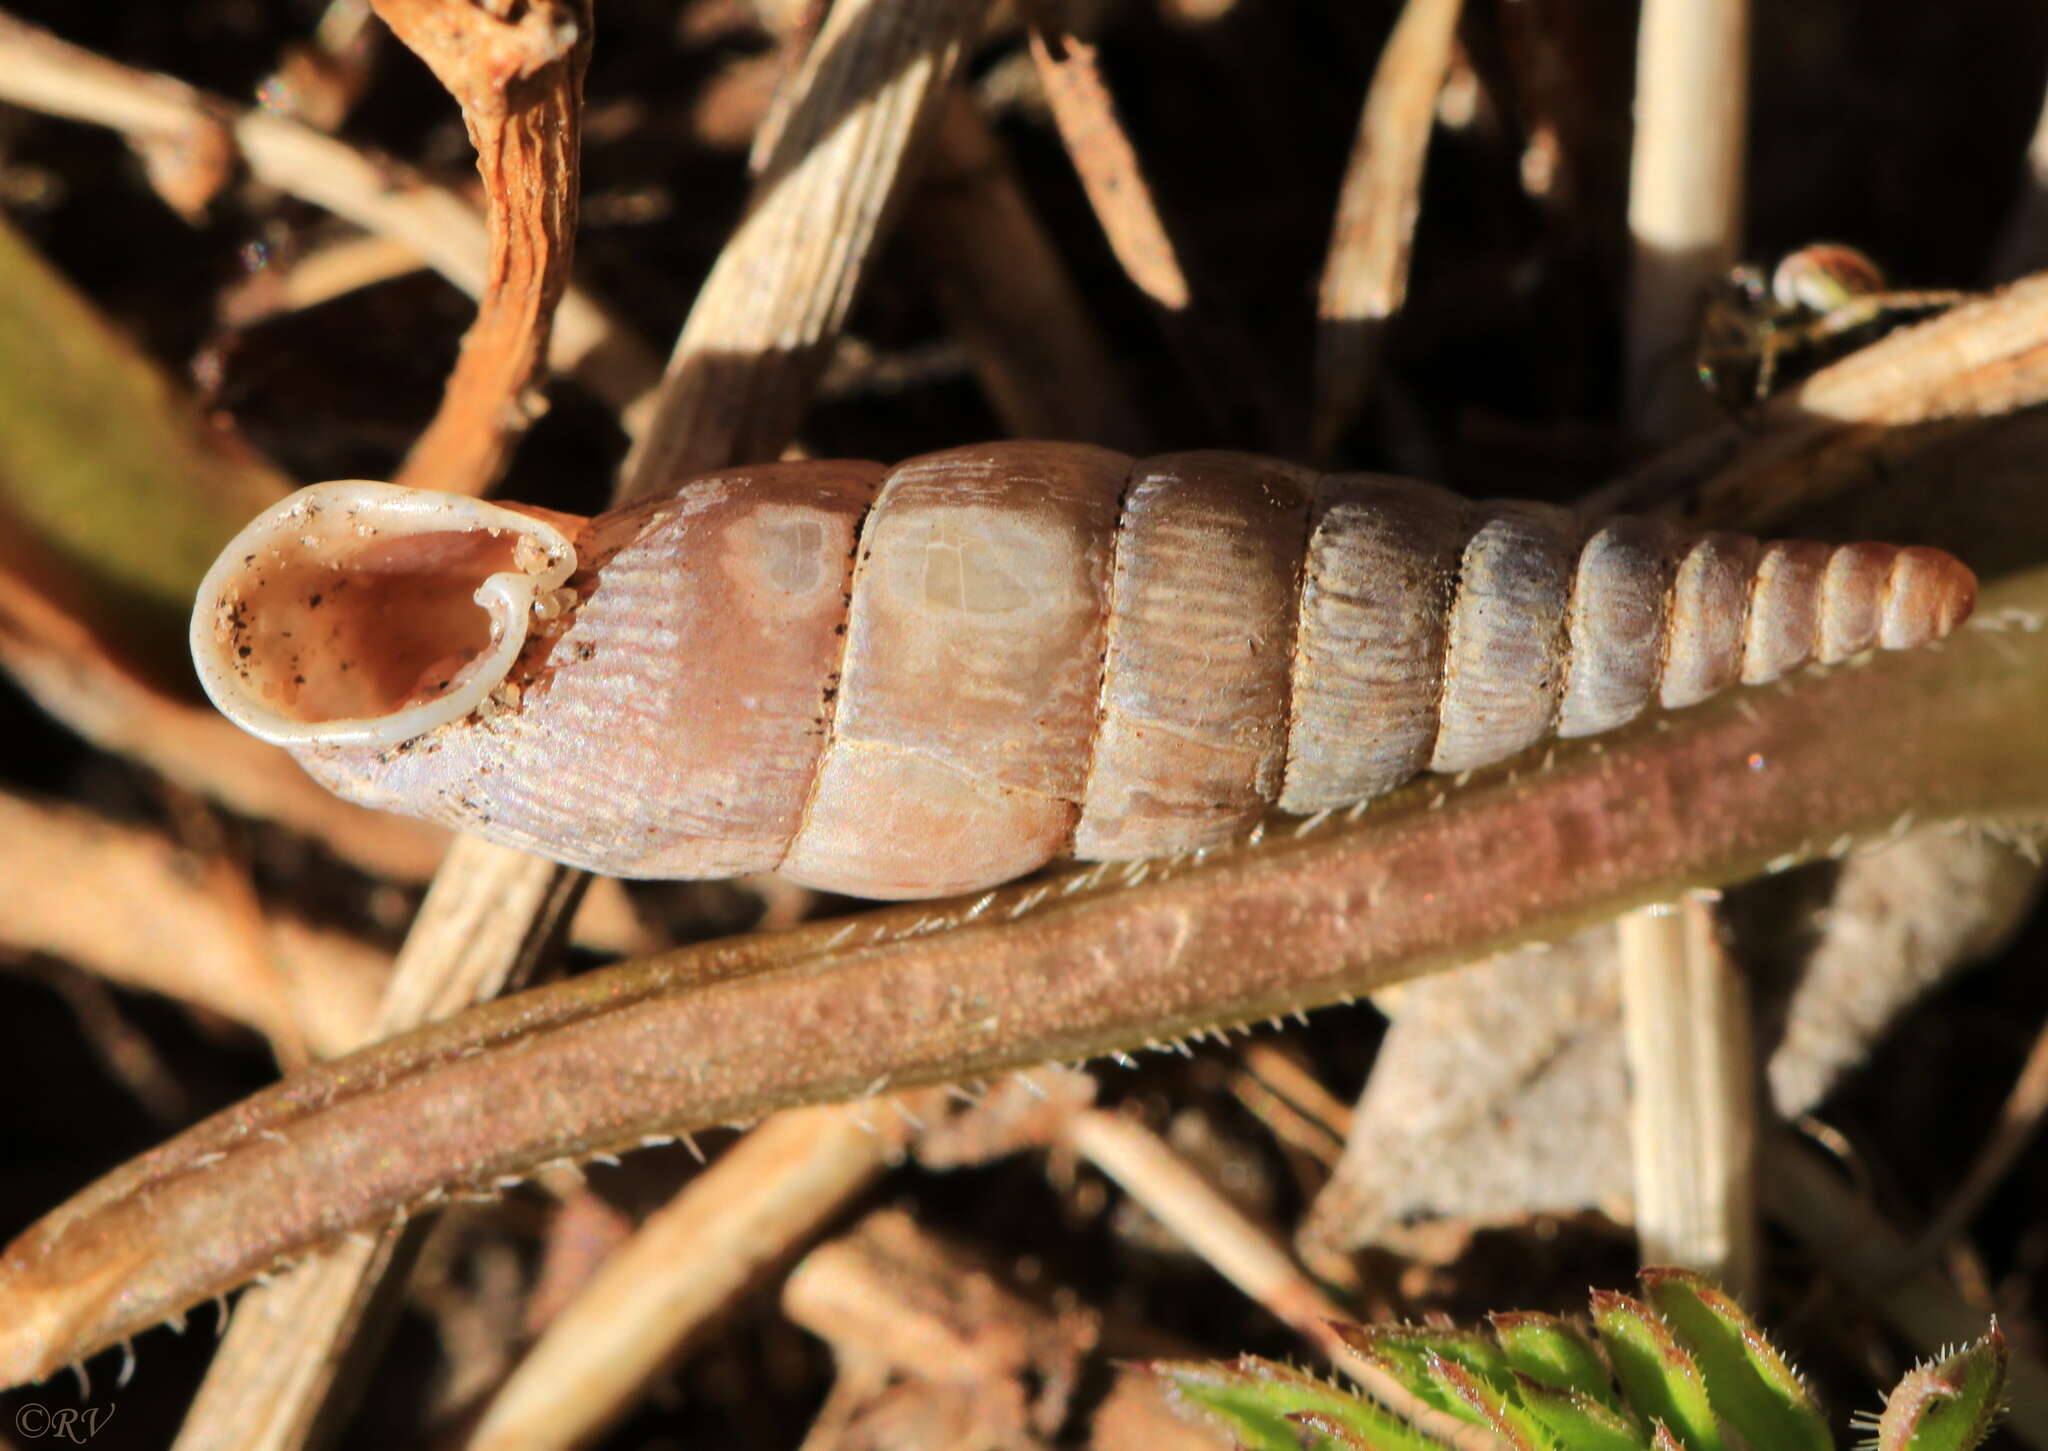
[{"xmin": 191, "ymin": 443, "xmax": 1976, "ymax": 898}]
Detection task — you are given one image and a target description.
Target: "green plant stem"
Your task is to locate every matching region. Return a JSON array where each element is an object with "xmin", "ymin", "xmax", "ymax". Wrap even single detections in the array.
[{"xmin": 2, "ymin": 571, "xmax": 2046, "ymax": 1388}]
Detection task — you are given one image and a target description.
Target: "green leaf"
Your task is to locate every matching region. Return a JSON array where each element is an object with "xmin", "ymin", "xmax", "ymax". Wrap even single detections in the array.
[
  {"xmin": 1426, "ymin": 1353, "xmax": 1553, "ymax": 1451},
  {"xmin": 1492, "ymin": 1313, "xmax": 1624, "ymax": 1411},
  {"xmin": 1640, "ymin": 1267, "xmax": 1831, "ymax": 1451},
  {"xmin": 1337, "ymin": 1323, "xmax": 1517, "ymax": 1418},
  {"xmin": 0, "ymin": 214, "xmax": 290, "ymax": 672},
  {"xmin": 1513, "ymin": 1372, "xmax": 1652, "ymax": 1451},
  {"xmin": 1873, "ymin": 1325, "xmax": 2008, "ymax": 1451},
  {"xmin": 1591, "ymin": 1291, "xmax": 1724, "ymax": 1451},
  {"xmin": 1157, "ymin": 1356, "xmax": 1449, "ymax": 1451}
]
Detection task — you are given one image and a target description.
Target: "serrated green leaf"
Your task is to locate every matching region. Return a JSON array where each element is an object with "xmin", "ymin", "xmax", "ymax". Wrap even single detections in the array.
[
  {"xmin": 1514, "ymin": 1372, "xmax": 1652, "ymax": 1451},
  {"xmin": 1591, "ymin": 1291, "xmax": 1724, "ymax": 1451},
  {"xmin": 1493, "ymin": 1313, "xmax": 1624, "ymax": 1411},
  {"xmin": 1875, "ymin": 1325, "xmax": 2008, "ymax": 1451},
  {"xmin": 1156, "ymin": 1356, "xmax": 1449, "ymax": 1451},
  {"xmin": 1426, "ymin": 1353, "xmax": 1553, "ymax": 1451},
  {"xmin": 1640, "ymin": 1267, "xmax": 1831, "ymax": 1451},
  {"xmin": 1338, "ymin": 1323, "xmax": 1518, "ymax": 1412}
]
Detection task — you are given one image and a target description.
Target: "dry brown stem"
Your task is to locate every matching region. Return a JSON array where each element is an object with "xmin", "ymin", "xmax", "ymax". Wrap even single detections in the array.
[
  {"xmin": 0, "ymin": 9, "xmax": 658, "ymax": 415},
  {"xmin": 7, "ymin": 578, "xmax": 2043, "ymax": 1387},
  {"xmin": 172, "ymin": 836, "xmax": 585, "ymax": 1451},
  {"xmin": 0, "ymin": 791, "xmax": 386, "ymax": 1060},
  {"xmin": 468, "ymin": 1099, "xmax": 936, "ymax": 1451},
  {"xmin": 904, "ymin": 92, "xmax": 1151, "ymax": 452},
  {"xmin": 368, "ymin": 0, "xmax": 592, "ymax": 495},
  {"xmin": 781, "ymin": 1208, "xmax": 1097, "ymax": 1448},
  {"xmin": 1591, "ymin": 271, "xmax": 2048, "ymax": 527},
  {"xmin": 1763, "ymin": 1130, "xmax": 2048, "ymax": 1447},
  {"xmin": 617, "ymin": 0, "xmax": 986, "ymax": 492},
  {"xmin": 1312, "ymin": 0, "xmax": 1464, "ymax": 458}
]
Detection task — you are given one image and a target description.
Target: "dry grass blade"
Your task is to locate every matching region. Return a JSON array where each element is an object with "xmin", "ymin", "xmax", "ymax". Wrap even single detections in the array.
[
  {"xmin": 172, "ymin": 836, "xmax": 585, "ymax": 1451},
  {"xmin": 1066, "ymin": 1109, "xmax": 1503, "ymax": 1451},
  {"xmin": 4, "ymin": 582, "xmax": 2044, "ymax": 1389},
  {"xmin": 1024, "ymin": 24, "xmax": 1190, "ymax": 314},
  {"xmin": 468, "ymin": 1098, "xmax": 936, "ymax": 1451},
  {"xmin": 0, "ymin": 213, "xmax": 449, "ymax": 880},
  {"xmin": 1311, "ymin": 0, "xmax": 1464, "ymax": 459},
  {"xmin": 368, "ymin": 0, "xmax": 593, "ymax": 496},
  {"xmin": 1763, "ymin": 1130, "xmax": 2048, "ymax": 1447},
  {"xmin": 1592, "ymin": 271, "xmax": 2048, "ymax": 526},
  {"xmin": 1616, "ymin": 0, "xmax": 1754, "ymax": 1291},
  {"xmin": 1617, "ymin": 899, "xmax": 1757, "ymax": 1291},
  {"xmin": 1623, "ymin": 0, "xmax": 1748, "ymax": 441},
  {"xmin": 0, "ymin": 11, "xmax": 234, "ymax": 219},
  {"xmin": 0, "ymin": 791, "xmax": 386, "ymax": 1060},
  {"xmin": 904, "ymin": 92, "xmax": 1151, "ymax": 452},
  {"xmin": 0, "ymin": 9, "xmax": 658, "ymax": 415},
  {"xmin": 618, "ymin": 0, "xmax": 986, "ymax": 492}
]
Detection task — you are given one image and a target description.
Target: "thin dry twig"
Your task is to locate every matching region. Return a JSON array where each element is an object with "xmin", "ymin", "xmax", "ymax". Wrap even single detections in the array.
[
  {"xmin": 1020, "ymin": 18, "xmax": 1276, "ymax": 443},
  {"xmin": 1228, "ymin": 1045, "xmax": 1352, "ymax": 1198},
  {"xmin": 171, "ymin": 837, "xmax": 586, "ymax": 1451},
  {"xmin": 1617, "ymin": 898, "xmax": 1757, "ymax": 1292},
  {"xmin": 1066, "ymin": 1109, "xmax": 1502, "ymax": 1451},
  {"xmin": 0, "ymin": 9, "xmax": 659, "ymax": 415},
  {"xmin": 0, "ymin": 791, "xmax": 386, "ymax": 1060},
  {"xmin": 1311, "ymin": 0, "xmax": 1464, "ymax": 459},
  {"xmin": 1024, "ymin": 24, "xmax": 1189, "ymax": 314},
  {"xmin": 469, "ymin": 1098, "xmax": 937, "ymax": 1451},
  {"xmin": 904, "ymin": 91, "xmax": 1151, "ymax": 452},
  {"xmin": 1763, "ymin": 1130, "xmax": 2048, "ymax": 1448},
  {"xmin": 1912, "ymin": 1015, "xmax": 2048, "ymax": 1263},
  {"xmin": 617, "ymin": 0, "xmax": 986, "ymax": 492},
  {"xmin": 367, "ymin": 0, "xmax": 593, "ymax": 496},
  {"xmin": 0, "ymin": 11, "xmax": 235, "ymax": 219},
  {"xmin": 6, "ymin": 582, "xmax": 2044, "ymax": 1388}
]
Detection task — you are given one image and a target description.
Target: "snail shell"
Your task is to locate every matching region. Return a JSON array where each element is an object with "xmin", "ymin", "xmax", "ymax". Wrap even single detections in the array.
[{"xmin": 191, "ymin": 443, "xmax": 1976, "ymax": 899}]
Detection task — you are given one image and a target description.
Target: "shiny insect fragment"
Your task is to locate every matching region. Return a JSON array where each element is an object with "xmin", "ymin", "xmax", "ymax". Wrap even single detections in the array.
[{"xmin": 1695, "ymin": 242, "xmax": 1967, "ymax": 404}]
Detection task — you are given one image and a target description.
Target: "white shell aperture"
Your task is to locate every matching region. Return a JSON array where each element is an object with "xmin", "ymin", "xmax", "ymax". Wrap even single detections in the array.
[{"xmin": 190, "ymin": 481, "xmax": 578, "ymax": 748}]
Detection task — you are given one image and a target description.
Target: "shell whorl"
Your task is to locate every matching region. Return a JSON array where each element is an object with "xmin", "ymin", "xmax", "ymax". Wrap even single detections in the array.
[{"xmin": 188, "ymin": 447, "xmax": 1977, "ymax": 898}]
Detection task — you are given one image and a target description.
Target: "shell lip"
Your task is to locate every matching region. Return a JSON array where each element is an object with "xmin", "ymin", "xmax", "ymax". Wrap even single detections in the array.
[{"xmin": 190, "ymin": 480, "xmax": 579, "ymax": 749}]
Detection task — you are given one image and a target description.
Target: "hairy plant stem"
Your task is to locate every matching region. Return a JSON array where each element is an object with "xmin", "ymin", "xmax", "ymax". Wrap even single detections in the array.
[{"xmin": 2, "ymin": 572, "xmax": 2046, "ymax": 1387}]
